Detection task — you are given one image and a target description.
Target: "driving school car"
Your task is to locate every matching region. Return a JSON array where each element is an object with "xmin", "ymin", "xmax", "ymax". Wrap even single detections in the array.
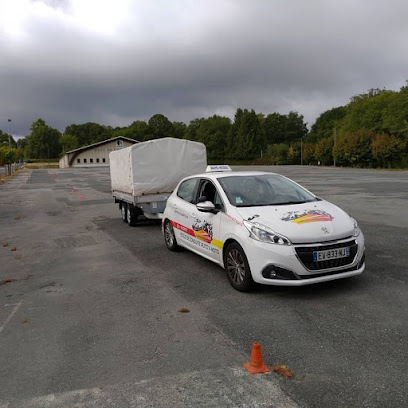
[{"xmin": 162, "ymin": 168, "xmax": 365, "ymax": 291}]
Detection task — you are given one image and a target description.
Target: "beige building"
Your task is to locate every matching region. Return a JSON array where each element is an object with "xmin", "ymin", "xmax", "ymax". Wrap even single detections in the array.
[{"xmin": 59, "ymin": 136, "xmax": 138, "ymax": 168}]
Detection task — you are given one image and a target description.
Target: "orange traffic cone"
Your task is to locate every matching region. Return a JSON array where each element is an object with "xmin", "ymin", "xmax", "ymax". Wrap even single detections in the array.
[
  {"xmin": 79, "ymin": 194, "xmax": 83, "ymax": 199},
  {"xmin": 243, "ymin": 342, "xmax": 270, "ymax": 375}
]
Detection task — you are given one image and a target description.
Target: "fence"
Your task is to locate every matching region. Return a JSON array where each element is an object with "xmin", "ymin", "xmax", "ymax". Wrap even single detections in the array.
[{"xmin": 0, "ymin": 163, "xmax": 25, "ymax": 179}]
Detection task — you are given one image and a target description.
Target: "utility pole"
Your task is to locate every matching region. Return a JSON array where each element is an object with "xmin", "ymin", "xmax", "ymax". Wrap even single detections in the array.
[
  {"xmin": 333, "ymin": 127, "xmax": 337, "ymax": 167},
  {"xmin": 7, "ymin": 119, "xmax": 12, "ymax": 147},
  {"xmin": 301, "ymin": 137, "xmax": 303, "ymax": 165}
]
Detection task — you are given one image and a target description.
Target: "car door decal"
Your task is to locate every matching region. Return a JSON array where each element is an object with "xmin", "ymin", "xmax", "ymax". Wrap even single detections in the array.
[
  {"xmin": 192, "ymin": 219, "xmax": 213, "ymax": 243},
  {"xmin": 170, "ymin": 220, "xmax": 224, "ymax": 250}
]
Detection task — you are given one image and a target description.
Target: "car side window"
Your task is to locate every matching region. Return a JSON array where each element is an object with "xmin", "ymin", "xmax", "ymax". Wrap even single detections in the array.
[
  {"xmin": 197, "ymin": 179, "xmax": 224, "ymax": 211},
  {"xmin": 213, "ymin": 190, "xmax": 224, "ymax": 211},
  {"xmin": 177, "ymin": 178, "xmax": 198, "ymax": 203},
  {"xmin": 198, "ymin": 180, "xmax": 217, "ymax": 203}
]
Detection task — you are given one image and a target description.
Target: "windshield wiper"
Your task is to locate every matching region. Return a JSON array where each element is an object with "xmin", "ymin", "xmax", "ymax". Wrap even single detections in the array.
[
  {"xmin": 236, "ymin": 203, "xmax": 271, "ymax": 207},
  {"xmin": 272, "ymin": 200, "xmax": 309, "ymax": 205},
  {"xmin": 236, "ymin": 199, "xmax": 316, "ymax": 207}
]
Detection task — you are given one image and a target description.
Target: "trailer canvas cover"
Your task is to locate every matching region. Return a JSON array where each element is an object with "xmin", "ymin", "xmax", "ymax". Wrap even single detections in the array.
[{"xmin": 109, "ymin": 138, "xmax": 207, "ymax": 196}]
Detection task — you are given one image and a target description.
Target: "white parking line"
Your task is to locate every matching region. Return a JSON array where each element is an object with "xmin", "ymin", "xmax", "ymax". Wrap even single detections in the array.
[
  {"xmin": 0, "ymin": 301, "xmax": 22, "ymax": 334},
  {"xmin": 4, "ymin": 367, "xmax": 299, "ymax": 407}
]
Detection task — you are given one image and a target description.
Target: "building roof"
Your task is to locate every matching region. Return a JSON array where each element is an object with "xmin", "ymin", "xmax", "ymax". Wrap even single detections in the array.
[{"xmin": 65, "ymin": 136, "xmax": 138, "ymax": 155}]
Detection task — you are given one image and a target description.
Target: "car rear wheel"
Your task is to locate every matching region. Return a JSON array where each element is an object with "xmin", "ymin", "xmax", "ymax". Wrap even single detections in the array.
[
  {"xmin": 164, "ymin": 220, "xmax": 180, "ymax": 251},
  {"xmin": 224, "ymin": 242, "xmax": 253, "ymax": 292}
]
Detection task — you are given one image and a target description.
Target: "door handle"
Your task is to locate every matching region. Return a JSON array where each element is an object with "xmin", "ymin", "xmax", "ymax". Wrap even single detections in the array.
[{"xmin": 190, "ymin": 213, "xmax": 196, "ymax": 218}]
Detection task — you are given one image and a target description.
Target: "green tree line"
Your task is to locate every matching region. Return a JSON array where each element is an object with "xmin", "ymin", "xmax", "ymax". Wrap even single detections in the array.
[
  {"xmin": 306, "ymin": 85, "xmax": 408, "ymax": 168},
  {"xmin": 2, "ymin": 82, "xmax": 408, "ymax": 169}
]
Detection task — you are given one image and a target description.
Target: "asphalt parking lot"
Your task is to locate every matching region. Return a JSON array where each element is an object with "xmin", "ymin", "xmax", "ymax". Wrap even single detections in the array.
[{"xmin": 0, "ymin": 166, "xmax": 407, "ymax": 408}]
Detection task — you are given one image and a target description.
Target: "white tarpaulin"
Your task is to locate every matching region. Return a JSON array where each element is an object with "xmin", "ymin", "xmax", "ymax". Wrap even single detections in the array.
[{"xmin": 110, "ymin": 138, "xmax": 207, "ymax": 196}]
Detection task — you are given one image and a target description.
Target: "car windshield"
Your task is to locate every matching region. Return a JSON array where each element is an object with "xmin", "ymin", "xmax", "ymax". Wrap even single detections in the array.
[{"xmin": 218, "ymin": 174, "xmax": 318, "ymax": 207}]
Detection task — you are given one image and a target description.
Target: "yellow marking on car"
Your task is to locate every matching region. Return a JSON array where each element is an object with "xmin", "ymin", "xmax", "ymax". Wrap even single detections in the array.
[{"xmin": 212, "ymin": 239, "xmax": 224, "ymax": 249}]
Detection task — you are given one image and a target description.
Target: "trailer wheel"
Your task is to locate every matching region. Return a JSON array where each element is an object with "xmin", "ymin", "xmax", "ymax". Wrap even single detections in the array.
[
  {"xmin": 121, "ymin": 202, "xmax": 127, "ymax": 223},
  {"xmin": 127, "ymin": 205, "xmax": 138, "ymax": 227}
]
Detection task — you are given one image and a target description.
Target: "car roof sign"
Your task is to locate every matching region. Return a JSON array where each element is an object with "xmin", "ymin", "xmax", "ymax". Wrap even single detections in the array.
[{"xmin": 206, "ymin": 165, "xmax": 232, "ymax": 172}]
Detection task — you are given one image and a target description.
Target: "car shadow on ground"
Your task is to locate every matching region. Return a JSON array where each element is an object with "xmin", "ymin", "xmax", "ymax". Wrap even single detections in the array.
[{"xmin": 251, "ymin": 275, "xmax": 367, "ymax": 299}]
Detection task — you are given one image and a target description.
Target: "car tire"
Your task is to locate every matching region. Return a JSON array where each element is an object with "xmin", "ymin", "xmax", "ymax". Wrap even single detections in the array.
[
  {"xmin": 224, "ymin": 242, "xmax": 254, "ymax": 292},
  {"xmin": 127, "ymin": 205, "xmax": 138, "ymax": 227},
  {"xmin": 164, "ymin": 219, "xmax": 180, "ymax": 251},
  {"xmin": 121, "ymin": 203, "xmax": 127, "ymax": 223}
]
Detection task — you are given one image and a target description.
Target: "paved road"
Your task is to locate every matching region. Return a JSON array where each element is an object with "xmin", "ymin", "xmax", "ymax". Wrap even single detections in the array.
[{"xmin": 0, "ymin": 166, "xmax": 407, "ymax": 407}]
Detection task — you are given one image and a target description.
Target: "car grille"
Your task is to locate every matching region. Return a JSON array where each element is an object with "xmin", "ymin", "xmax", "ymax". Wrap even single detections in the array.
[{"xmin": 295, "ymin": 240, "xmax": 358, "ymax": 271}]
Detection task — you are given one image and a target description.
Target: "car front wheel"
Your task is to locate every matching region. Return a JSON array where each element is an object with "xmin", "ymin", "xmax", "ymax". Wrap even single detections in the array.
[{"xmin": 224, "ymin": 242, "xmax": 253, "ymax": 292}]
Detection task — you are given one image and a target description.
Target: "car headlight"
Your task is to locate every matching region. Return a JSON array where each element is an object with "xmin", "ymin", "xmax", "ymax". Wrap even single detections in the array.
[
  {"xmin": 351, "ymin": 217, "xmax": 361, "ymax": 237},
  {"xmin": 243, "ymin": 221, "xmax": 291, "ymax": 245}
]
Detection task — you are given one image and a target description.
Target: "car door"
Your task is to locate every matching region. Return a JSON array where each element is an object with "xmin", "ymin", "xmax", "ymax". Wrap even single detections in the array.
[
  {"xmin": 188, "ymin": 179, "xmax": 225, "ymax": 263},
  {"xmin": 169, "ymin": 177, "xmax": 199, "ymax": 249}
]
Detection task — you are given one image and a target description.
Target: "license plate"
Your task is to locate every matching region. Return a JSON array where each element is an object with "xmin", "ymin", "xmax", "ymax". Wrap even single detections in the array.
[{"xmin": 313, "ymin": 247, "xmax": 350, "ymax": 262}]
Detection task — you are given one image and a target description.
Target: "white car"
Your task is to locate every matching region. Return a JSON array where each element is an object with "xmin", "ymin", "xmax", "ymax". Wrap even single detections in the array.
[{"xmin": 162, "ymin": 169, "xmax": 365, "ymax": 291}]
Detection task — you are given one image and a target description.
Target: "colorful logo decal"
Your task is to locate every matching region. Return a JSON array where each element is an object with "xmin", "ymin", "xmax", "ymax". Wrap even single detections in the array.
[
  {"xmin": 170, "ymin": 220, "xmax": 223, "ymax": 249},
  {"xmin": 281, "ymin": 210, "xmax": 334, "ymax": 224},
  {"xmin": 192, "ymin": 219, "xmax": 213, "ymax": 243}
]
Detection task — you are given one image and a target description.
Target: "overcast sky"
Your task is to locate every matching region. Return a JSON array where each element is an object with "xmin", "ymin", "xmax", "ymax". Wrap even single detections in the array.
[{"xmin": 1, "ymin": 0, "xmax": 407, "ymax": 138}]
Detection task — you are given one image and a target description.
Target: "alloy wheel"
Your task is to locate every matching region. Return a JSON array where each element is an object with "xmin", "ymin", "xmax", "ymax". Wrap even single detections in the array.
[{"xmin": 226, "ymin": 249, "xmax": 245, "ymax": 284}]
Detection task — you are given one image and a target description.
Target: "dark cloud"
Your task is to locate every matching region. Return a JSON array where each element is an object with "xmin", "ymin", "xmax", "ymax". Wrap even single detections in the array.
[{"xmin": 1, "ymin": 0, "xmax": 407, "ymax": 137}]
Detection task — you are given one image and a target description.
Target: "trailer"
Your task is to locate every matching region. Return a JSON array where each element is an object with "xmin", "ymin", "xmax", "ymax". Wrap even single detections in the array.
[{"xmin": 109, "ymin": 137, "xmax": 207, "ymax": 226}]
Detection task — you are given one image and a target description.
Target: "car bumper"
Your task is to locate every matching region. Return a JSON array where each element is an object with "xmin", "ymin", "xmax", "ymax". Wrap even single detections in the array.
[{"xmin": 242, "ymin": 234, "xmax": 365, "ymax": 286}]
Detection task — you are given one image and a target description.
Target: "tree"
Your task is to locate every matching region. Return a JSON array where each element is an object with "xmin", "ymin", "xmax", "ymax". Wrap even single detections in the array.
[
  {"xmin": 382, "ymin": 85, "xmax": 408, "ymax": 140},
  {"xmin": 148, "ymin": 114, "xmax": 174, "ymax": 139},
  {"xmin": 336, "ymin": 130, "xmax": 373, "ymax": 167},
  {"xmin": 285, "ymin": 111, "xmax": 308, "ymax": 144},
  {"xmin": 64, "ymin": 123, "xmax": 113, "ymax": 146},
  {"xmin": 229, "ymin": 109, "xmax": 265, "ymax": 160},
  {"xmin": 0, "ymin": 146, "xmax": 17, "ymax": 175},
  {"xmin": 172, "ymin": 122, "xmax": 187, "ymax": 139},
  {"xmin": 341, "ymin": 88, "xmax": 396, "ymax": 134},
  {"xmin": 60, "ymin": 133, "xmax": 79, "ymax": 153},
  {"xmin": 314, "ymin": 137, "xmax": 333, "ymax": 166},
  {"xmin": 262, "ymin": 113, "xmax": 287, "ymax": 145},
  {"xmin": 15, "ymin": 147, "xmax": 24, "ymax": 162},
  {"xmin": 0, "ymin": 129, "xmax": 16, "ymax": 148},
  {"xmin": 262, "ymin": 111, "xmax": 307, "ymax": 146},
  {"xmin": 371, "ymin": 133, "xmax": 406, "ymax": 168},
  {"xmin": 307, "ymin": 106, "xmax": 347, "ymax": 143},
  {"xmin": 266, "ymin": 143, "xmax": 289, "ymax": 165},
  {"xmin": 112, "ymin": 120, "xmax": 149, "ymax": 141},
  {"xmin": 287, "ymin": 142, "xmax": 300, "ymax": 164},
  {"xmin": 185, "ymin": 118, "xmax": 205, "ymax": 141},
  {"xmin": 226, "ymin": 108, "xmax": 244, "ymax": 159},
  {"xmin": 25, "ymin": 119, "xmax": 61, "ymax": 159},
  {"xmin": 185, "ymin": 115, "xmax": 231, "ymax": 161},
  {"xmin": 17, "ymin": 137, "xmax": 27, "ymax": 150},
  {"xmin": 303, "ymin": 143, "xmax": 315, "ymax": 165}
]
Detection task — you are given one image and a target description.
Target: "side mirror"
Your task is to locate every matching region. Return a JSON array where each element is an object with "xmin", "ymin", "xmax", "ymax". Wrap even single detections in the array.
[{"xmin": 196, "ymin": 201, "xmax": 217, "ymax": 213}]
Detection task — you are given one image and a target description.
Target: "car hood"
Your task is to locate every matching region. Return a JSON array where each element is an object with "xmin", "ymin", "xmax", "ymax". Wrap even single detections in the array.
[{"xmin": 234, "ymin": 200, "xmax": 354, "ymax": 244}]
